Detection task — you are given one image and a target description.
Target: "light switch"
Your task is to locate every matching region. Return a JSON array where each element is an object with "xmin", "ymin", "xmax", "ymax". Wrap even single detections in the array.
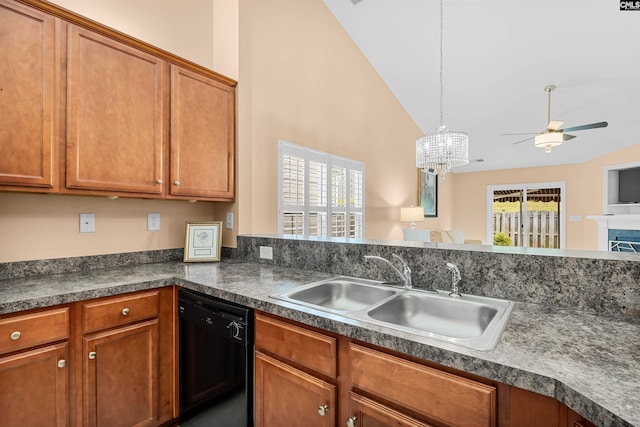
[{"xmin": 226, "ymin": 212, "xmax": 233, "ymax": 230}]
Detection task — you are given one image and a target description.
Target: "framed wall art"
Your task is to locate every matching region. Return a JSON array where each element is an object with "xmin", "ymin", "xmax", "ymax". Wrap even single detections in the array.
[
  {"xmin": 184, "ymin": 221, "xmax": 222, "ymax": 262},
  {"xmin": 417, "ymin": 169, "xmax": 438, "ymax": 217}
]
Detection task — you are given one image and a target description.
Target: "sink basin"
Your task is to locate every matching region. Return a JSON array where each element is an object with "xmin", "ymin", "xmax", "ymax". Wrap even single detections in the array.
[
  {"xmin": 367, "ymin": 293, "xmax": 499, "ymax": 338},
  {"xmin": 357, "ymin": 291, "xmax": 514, "ymax": 350},
  {"xmin": 271, "ymin": 278, "xmax": 397, "ymax": 313},
  {"xmin": 271, "ymin": 277, "xmax": 514, "ymax": 351}
]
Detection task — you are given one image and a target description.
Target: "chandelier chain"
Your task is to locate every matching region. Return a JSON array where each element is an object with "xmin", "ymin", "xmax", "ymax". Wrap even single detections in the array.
[{"xmin": 439, "ymin": 0, "xmax": 444, "ymax": 128}]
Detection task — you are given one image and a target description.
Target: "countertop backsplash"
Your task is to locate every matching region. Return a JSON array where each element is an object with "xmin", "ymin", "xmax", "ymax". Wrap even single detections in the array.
[
  {"xmin": 2, "ymin": 234, "xmax": 638, "ymax": 321},
  {"xmin": 236, "ymin": 235, "xmax": 640, "ymax": 321},
  {"xmin": 0, "ymin": 248, "xmax": 184, "ymax": 281}
]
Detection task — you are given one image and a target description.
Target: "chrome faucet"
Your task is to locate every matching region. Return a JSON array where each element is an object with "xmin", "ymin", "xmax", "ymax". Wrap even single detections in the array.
[
  {"xmin": 364, "ymin": 254, "xmax": 412, "ymax": 289},
  {"xmin": 446, "ymin": 262, "xmax": 462, "ymax": 298}
]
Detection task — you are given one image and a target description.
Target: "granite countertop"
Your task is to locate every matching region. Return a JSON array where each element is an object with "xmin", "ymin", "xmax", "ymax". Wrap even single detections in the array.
[{"xmin": 1, "ymin": 259, "xmax": 637, "ymax": 427}]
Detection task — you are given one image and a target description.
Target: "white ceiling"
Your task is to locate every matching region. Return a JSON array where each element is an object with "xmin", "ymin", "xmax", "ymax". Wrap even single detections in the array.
[{"xmin": 323, "ymin": 0, "xmax": 640, "ymax": 173}]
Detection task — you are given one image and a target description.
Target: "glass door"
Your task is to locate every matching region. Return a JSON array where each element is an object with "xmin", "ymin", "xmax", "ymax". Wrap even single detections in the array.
[{"xmin": 489, "ymin": 185, "xmax": 563, "ymax": 249}]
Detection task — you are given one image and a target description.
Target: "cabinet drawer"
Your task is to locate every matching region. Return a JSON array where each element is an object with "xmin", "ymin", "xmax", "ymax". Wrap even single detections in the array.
[
  {"xmin": 82, "ymin": 290, "xmax": 159, "ymax": 334},
  {"xmin": 255, "ymin": 313, "xmax": 337, "ymax": 378},
  {"xmin": 0, "ymin": 307, "xmax": 69, "ymax": 355},
  {"xmin": 349, "ymin": 344, "xmax": 496, "ymax": 427}
]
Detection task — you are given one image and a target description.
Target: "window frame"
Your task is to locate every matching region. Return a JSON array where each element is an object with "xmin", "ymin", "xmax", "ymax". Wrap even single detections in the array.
[{"xmin": 278, "ymin": 140, "xmax": 365, "ymax": 238}]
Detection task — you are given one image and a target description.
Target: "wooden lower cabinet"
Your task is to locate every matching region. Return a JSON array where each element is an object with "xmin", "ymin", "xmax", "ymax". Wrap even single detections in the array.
[
  {"xmin": 255, "ymin": 351, "xmax": 336, "ymax": 427},
  {"xmin": 83, "ymin": 320, "xmax": 159, "ymax": 427},
  {"xmin": 0, "ymin": 342, "xmax": 69, "ymax": 427},
  {"xmin": 346, "ymin": 391, "xmax": 434, "ymax": 427},
  {"xmin": 0, "ymin": 287, "xmax": 176, "ymax": 427},
  {"xmin": 567, "ymin": 410, "xmax": 597, "ymax": 427},
  {"xmin": 256, "ymin": 312, "xmax": 600, "ymax": 427}
]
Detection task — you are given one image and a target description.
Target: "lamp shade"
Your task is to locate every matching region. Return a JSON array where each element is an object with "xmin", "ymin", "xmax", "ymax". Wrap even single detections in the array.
[{"xmin": 401, "ymin": 206, "xmax": 425, "ymax": 228}]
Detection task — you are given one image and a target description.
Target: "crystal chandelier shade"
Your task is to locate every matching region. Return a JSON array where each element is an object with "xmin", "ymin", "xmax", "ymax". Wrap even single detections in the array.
[
  {"xmin": 415, "ymin": 0, "xmax": 469, "ymax": 181},
  {"xmin": 416, "ymin": 126, "xmax": 468, "ymax": 180}
]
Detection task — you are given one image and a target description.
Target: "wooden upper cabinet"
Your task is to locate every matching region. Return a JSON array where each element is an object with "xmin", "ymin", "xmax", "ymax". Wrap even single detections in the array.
[
  {"xmin": 0, "ymin": 0, "xmax": 58, "ymax": 191},
  {"xmin": 170, "ymin": 65, "xmax": 235, "ymax": 201},
  {"xmin": 65, "ymin": 25, "xmax": 165, "ymax": 196}
]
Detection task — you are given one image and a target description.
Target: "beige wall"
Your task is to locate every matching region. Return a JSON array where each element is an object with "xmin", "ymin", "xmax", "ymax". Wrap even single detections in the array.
[
  {"xmin": 0, "ymin": 193, "xmax": 213, "ymax": 262},
  {"xmin": 236, "ymin": 0, "xmax": 425, "ymax": 241},
  {"xmin": 48, "ymin": 0, "xmax": 225, "ymax": 75},
  {"xmin": 450, "ymin": 144, "xmax": 640, "ymax": 249}
]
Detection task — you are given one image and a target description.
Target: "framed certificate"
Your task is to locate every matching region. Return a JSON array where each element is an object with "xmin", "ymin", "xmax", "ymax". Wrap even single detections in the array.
[{"xmin": 183, "ymin": 221, "xmax": 222, "ymax": 262}]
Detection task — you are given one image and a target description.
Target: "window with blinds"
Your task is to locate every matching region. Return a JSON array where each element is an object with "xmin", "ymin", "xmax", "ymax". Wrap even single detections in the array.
[{"xmin": 278, "ymin": 140, "xmax": 365, "ymax": 238}]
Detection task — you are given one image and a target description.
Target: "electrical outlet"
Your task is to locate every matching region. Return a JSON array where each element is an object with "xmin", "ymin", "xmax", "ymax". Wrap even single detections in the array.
[
  {"xmin": 225, "ymin": 212, "xmax": 233, "ymax": 230},
  {"xmin": 147, "ymin": 213, "xmax": 160, "ymax": 231},
  {"xmin": 79, "ymin": 213, "xmax": 95, "ymax": 233},
  {"xmin": 259, "ymin": 246, "xmax": 273, "ymax": 260}
]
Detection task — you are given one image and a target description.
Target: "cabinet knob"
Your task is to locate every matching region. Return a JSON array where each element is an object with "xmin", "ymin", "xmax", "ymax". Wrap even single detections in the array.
[
  {"xmin": 156, "ymin": 179, "xmax": 163, "ymax": 184},
  {"xmin": 58, "ymin": 359, "xmax": 66, "ymax": 368},
  {"xmin": 346, "ymin": 416, "xmax": 357, "ymax": 427},
  {"xmin": 10, "ymin": 331, "xmax": 21, "ymax": 340},
  {"xmin": 88, "ymin": 352, "xmax": 97, "ymax": 360},
  {"xmin": 122, "ymin": 308, "xmax": 130, "ymax": 316},
  {"xmin": 174, "ymin": 180, "xmax": 180, "ymax": 186},
  {"xmin": 317, "ymin": 404, "xmax": 329, "ymax": 416}
]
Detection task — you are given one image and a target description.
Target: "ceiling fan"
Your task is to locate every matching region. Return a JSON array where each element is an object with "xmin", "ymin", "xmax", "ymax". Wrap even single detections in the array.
[{"xmin": 504, "ymin": 85, "xmax": 608, "ymax": 153}]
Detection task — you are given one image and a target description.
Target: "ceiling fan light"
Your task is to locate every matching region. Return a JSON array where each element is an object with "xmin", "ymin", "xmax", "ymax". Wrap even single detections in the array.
[{"xmin": 534, "ymin": 133, "xmax": 564, "ymax": 152}]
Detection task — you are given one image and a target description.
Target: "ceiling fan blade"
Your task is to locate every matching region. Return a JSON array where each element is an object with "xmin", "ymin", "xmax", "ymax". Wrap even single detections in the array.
[
  {"xmin": 512, "ymin": 135, "xmax": 535, "ymax": 145},
  {"xmin": 561, "ymin": 121, "xmax": 608, "ymax": 132},
  {"xmin": 563, "ymin": 134, "xmax": 576, "ymax": 141},
  {"xmin": 548, "ymin": 120, "xmax": 564, "ymax": 131}
]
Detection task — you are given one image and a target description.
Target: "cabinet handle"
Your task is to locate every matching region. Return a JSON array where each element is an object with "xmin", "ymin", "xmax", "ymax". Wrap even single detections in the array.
[
  {"xmin": 88, "ymin": 352, "xmax": 97, "ymax": 360},
  {"xmin": 156, "ymin": 179, "xmax": 163, "ymax": 184},
  {"xmin": 346, "ymin": 416, "xmax": 357, "ymax": 427},
  {"xmin": 122, "ymin": 308, "xmax": 130, "ymax": 316},
  {"xmin": 58, "ymin": 359, "xmax": 66, "ymax": 368},
  {"xmin": 10, "ymin": 331, "xmax": 21, "ymax": 340},
  {"xmin": 174, "ymin": 180, "xmax": 180, "ymax": 186},
  {"xmin": 317, "ymin": 404, "xmax": 329, "ymax": 416}
]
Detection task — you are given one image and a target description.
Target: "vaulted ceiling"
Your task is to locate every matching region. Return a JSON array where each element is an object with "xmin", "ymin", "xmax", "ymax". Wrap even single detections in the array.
[{"xmin": 324, "ymin": 0, "xmax": 640, "ymax": 173}]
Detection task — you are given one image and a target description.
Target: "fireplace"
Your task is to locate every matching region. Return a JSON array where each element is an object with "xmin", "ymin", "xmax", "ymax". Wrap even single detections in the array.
[
  {"xmin": 608, "ymin": 229, "xmax": 640, "ymax": 252},
  {"xmin": 587, "ymin": 214, "xmax": 640, "ymax": 252}
]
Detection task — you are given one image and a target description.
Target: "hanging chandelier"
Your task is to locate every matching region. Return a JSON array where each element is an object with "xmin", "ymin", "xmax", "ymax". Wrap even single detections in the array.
[{"xmin": 416, "ymin": 0, "xmax": 469, "ymax": 181}]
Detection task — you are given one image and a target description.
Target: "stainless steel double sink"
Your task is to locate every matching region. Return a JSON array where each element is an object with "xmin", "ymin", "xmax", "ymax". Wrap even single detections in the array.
[{"xmin": 270, "ymin": 277, "xmax": 514, "ymax": 351}]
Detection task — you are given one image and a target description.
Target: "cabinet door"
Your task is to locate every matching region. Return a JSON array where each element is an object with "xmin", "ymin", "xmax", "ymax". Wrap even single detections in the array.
[
  {"xmin": 0, "ymin": 0, "xmax": 58, "ymax": 191},
  {"xmin": 346, "ymin": 392, "xmax": 434, "ymax": 427},
  {"xmin": 255, "ymin": 351, "xmax": 335, "ymax": 427},
  {"xmin": 83, "ymin": 319, "xmax": 159, "ymax": 427},
  {"xmin": 66, "ymin": 25, "xmax": 165, "ymax": 196},
  {"xmin": 0, "ymin": 342, "xmax": 69, "ymax": 427},
  {"xmin": 170, "ymin": 65, "xmax": 235, "ymax": 200}
]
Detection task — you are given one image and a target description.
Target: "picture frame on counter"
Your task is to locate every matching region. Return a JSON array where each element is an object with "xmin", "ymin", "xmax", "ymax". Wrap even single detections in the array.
[
  {"xmin": 418, "ymin": 168, "xmax": 438, "ymax": 217},
  {"xmin": 184, "ymin": 221, "xmax": 222, "ymax": 262}
]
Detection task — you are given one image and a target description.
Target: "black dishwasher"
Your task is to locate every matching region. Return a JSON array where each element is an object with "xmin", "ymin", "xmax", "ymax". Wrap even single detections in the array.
[{"xmin": 178, "ymin": 288, "xmax": 253, "ymax": 426}]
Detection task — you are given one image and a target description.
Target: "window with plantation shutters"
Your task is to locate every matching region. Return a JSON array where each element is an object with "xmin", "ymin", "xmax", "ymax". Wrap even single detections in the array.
[{"xmin": 278, "ymin": 140, "xmax": 365, "ymax": 238}]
